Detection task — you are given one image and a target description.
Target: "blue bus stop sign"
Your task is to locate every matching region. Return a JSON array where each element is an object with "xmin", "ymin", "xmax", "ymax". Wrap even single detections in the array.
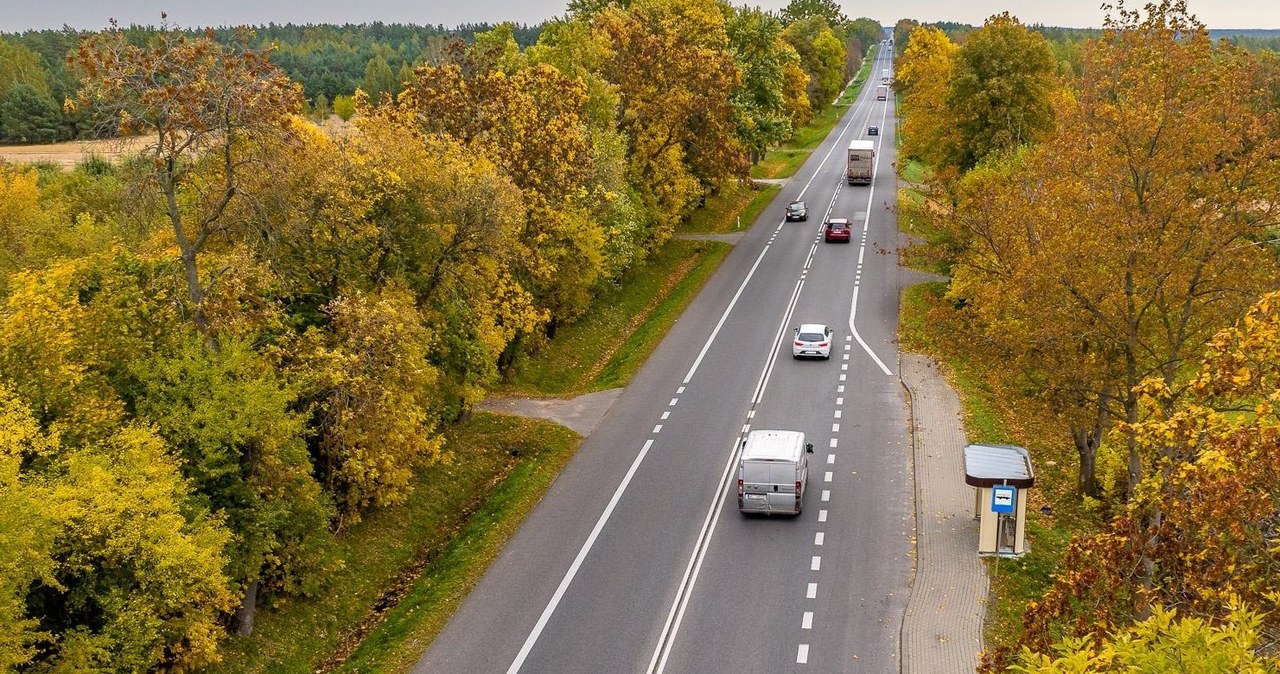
[{"xmin": 991, "ymin": 485, "xmax": 1016, "ymax": 514}]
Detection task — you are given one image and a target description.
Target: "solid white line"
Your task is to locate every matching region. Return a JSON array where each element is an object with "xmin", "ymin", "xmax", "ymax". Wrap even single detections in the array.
[
  {"xmin": 849, "ymin": 285, "xmax": 894, "ymax": 376},
  {"xmin": 682, "ymin": 244, "xmax": 770, "ymax": 384},
  {"xmin": 506, "ymin": 439, "xmax": 657, "ymax": 674},
  {"xmin": 842, "ymin": 81, "xmax": 897, "ymax": 378},
  {"xmin": 797, "ymin": 644, "xmax": 810, "ymax": 664},
  {"xmin": 647, "ymin": 437, "xmax": 745, "ymax": 674}
]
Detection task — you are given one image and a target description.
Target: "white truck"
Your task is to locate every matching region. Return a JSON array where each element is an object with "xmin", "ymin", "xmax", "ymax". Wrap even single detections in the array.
[
  {"xmin": 846, "ymin": 139, "xmax": 875, "ymax": 185},
  {"xmin": 876, "ymin": 85, "xmax": 888, "ymax": 100},
  {"xmin": 881, "ymin": 68, "xmax": 890, "ymax": 84}
]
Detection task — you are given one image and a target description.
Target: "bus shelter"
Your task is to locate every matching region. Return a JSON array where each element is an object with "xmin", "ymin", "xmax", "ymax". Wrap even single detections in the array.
[{"xmin": 963, "ymin": 444, "xmax": 1035, "ymax": 557}]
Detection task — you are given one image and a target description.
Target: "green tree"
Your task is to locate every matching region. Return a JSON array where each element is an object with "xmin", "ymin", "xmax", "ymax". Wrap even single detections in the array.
[
  {"xmin": 0, "ymin": 39, "xmax": 53, "ymax": 101},
  {"xmin": 333, "ymin": 93, "xmax": 356, "ymax": 120},
  {"xmin": 133, "ymin": 336, "xmax": 335, "ymax": 635},
  {"xmin": 780, "ymin": 0, "xmax": 847, "ymax": 26},
  {"xmin": 944, "ymin": 12, "xmax": 1058, "ymax": 170},
  {"xmin": 0, "ymin": 82, "xmax": 62, "ymax": 144},
  {"xmin": 782, "ymin": 17, "xmax": 846, "ymax": 113},
  {"xmin": 359, "ymin": 54, "xmax": 397, "ymax": 102},
  {"xmin": 37, "ymin": 425, "xmax": 236, "ymax": 671},
  {"xmin": 725, "ymin": 5, "xmax": 794, "ymax": 161},
  {"xmin": 593, "ymin": 0, "xmax": 746, "ymax": 244},
  {"xmin": 312, "ymin": 92, "xmax": 331, "ymax": 119}
]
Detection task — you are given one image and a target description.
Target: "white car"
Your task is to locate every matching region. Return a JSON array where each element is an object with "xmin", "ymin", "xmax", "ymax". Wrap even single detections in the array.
[{"xmin": 792, "ymin": 323, "xmax": 833, "ymax": 359}]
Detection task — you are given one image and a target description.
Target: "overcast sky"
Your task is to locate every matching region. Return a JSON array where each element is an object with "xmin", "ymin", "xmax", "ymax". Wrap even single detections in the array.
[{"xmin": 2, "ymin": 0, "xmax": 1277, "ymax": 33}]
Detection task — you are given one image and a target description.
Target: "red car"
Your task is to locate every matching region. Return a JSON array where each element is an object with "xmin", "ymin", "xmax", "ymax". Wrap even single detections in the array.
[{"xmin": 823, "ymin": 217, "xmax": 851, "ymax": 243}]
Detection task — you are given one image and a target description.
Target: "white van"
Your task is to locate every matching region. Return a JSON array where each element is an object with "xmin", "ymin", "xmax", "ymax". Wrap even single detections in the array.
[{"xmin": 737, "ymin": 430, "xmax": 813, "ymax": 516}]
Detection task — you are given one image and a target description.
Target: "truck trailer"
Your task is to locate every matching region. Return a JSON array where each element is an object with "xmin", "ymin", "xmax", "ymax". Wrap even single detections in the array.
[{"xmin": 846, "ymin": 139, "xmax": 875, "ymax": 185}]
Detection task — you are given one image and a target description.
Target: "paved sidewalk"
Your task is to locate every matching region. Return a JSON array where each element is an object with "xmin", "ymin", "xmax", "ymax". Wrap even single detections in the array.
[{"xmin": 900, "ymin": 353, "xmax": 988, "ymax": 673}]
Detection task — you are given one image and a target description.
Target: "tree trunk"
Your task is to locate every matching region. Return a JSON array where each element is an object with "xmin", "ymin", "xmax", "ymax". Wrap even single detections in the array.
[
  {"xmin": 1072, "ymin": 427, "xmax": 1100, "ymax": 498},
  {"xmin": 232, "ymin": 580, "xmax": 259, "ymax": 636},
  {"xmin": 1070, "ymin": 392, "xmax": 1109, "ymax": 499}
]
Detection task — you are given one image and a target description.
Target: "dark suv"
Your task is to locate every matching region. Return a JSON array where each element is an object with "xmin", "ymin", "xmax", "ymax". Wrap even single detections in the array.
[{"xmin": 785, "ymin": 201, "xmax": 808, "ymax": 221}]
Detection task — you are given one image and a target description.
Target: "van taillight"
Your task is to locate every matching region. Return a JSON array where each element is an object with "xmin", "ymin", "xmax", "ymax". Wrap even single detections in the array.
[
  {"xmin": 737, "ymin": 478, "xmax": 744, "ymax": 495},
  {"xmin": 795, "ymin": 481, "xmax": 802, "ymax": 492}
]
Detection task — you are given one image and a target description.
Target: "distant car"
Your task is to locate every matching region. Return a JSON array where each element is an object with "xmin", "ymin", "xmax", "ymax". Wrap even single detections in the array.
[
  {"xmin": 823, "ymin": 217, "xmax": 851, "ymax": 243},
  {"xmin": 785, "ymin": 200, "xmax": 808, "ymax": 221},
  {"xmin": 792, "ymin": 323, "xmax": 833, "ymax": 359},
  {"xmin": 868, "ymin": 126, "xmax": 879, "ymax": 136}
]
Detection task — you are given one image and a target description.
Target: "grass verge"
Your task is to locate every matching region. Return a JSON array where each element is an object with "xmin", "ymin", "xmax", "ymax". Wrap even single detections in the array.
[
  {"xmin": 501, "ymin": 237, "xmax": 732, "ymax": 395},
  {"xmin": 206, "ymin": 413, "xmax": 580, "ymax": 674},
  {"xmin": 333, "ymin": 414, "xmax": 580, "ymax": 673}
]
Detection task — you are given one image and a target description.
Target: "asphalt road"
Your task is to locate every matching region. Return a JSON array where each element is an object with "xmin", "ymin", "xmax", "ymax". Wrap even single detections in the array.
[{"xmin": 417, "ymin": 44, "xmax": 910, "ymax": 674}]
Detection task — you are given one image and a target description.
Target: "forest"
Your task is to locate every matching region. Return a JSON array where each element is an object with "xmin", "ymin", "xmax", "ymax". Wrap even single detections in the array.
[
  {"xmin": 6, "ymin": 0, "xmax": 1280, "ymax": 669},
  {"xmin": 0, "ymin": 0, "xmax": 883, "ymax": 669},
  {"xmin": 893, "ymin": 1, "xmax": 1280, "ymax": 670}
]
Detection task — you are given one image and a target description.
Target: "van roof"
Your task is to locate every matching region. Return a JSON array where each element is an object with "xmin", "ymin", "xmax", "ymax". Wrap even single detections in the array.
[{"xmin": 742, "ymin": 429, "xmax": 806, "ymax": 461}]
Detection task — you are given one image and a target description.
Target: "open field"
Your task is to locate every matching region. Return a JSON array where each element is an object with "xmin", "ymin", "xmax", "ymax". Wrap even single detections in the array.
[{"xmin": 0, "ymin": 137, "xmax": 149, "ymax": 167}]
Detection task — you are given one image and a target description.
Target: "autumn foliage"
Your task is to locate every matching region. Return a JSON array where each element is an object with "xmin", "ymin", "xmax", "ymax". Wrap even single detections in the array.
[
  {"xmin": 0, "ymin": 1, "xmax": 871, "ymax": 668},
  {"xmin": 897, "ymin": 1, "xmax": 1280, "ymax": 669}
]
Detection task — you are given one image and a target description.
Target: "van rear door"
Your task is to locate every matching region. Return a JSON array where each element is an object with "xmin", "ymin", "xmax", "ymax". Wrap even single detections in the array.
[{"xmin": 740, "ymin": 460, "xmax": 798, "ymax": 513}]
